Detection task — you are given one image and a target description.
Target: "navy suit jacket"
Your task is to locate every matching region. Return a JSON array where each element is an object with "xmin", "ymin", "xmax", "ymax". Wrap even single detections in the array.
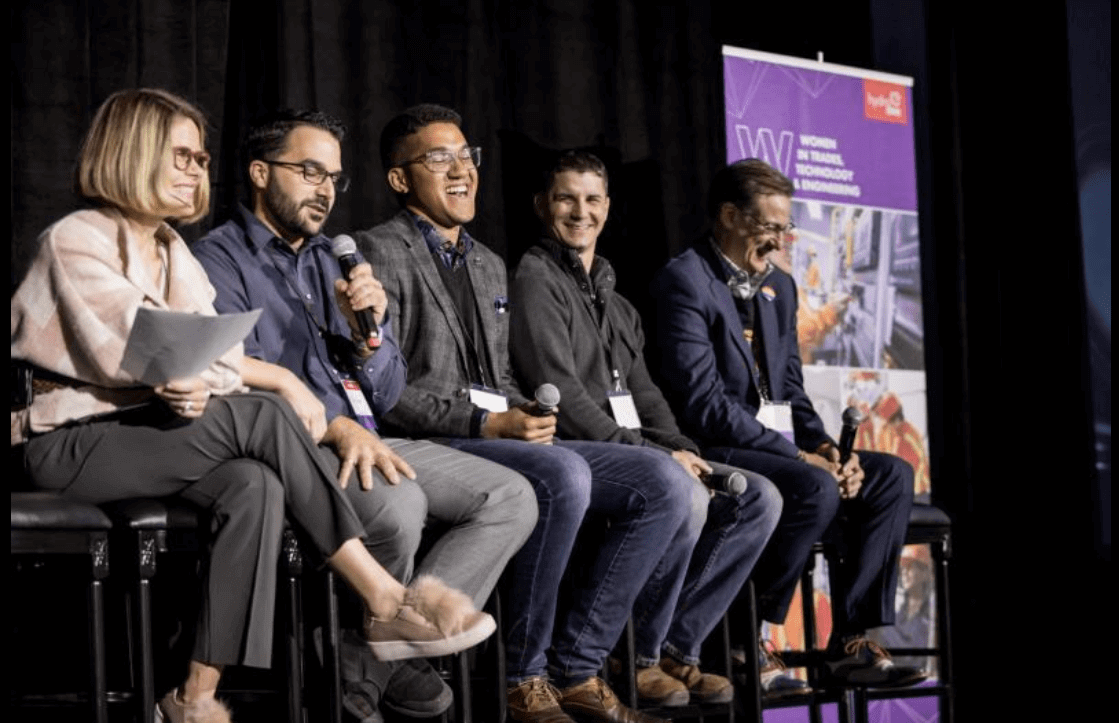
[{"xmin": 651, "ymin": 240, "xmax": 833, "ymax": 458}]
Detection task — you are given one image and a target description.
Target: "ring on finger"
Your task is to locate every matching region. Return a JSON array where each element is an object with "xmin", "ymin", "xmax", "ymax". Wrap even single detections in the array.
[{"xmin": 185, "ymin": 401, "xmax": 194, "ymax": 412}]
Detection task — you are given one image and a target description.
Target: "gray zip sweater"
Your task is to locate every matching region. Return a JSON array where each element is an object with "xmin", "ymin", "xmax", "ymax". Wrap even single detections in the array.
[{"xmin": 509, "ymin": 237, "xmax": 699, "ymax": 454}]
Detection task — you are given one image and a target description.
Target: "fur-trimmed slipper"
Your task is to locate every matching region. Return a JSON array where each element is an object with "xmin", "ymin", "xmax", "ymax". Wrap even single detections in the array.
[
  {"xmin": 364, "ymin": 575, "xmax": 495, "ymax": 661},
  {"xmin": 155, "ymin": 689, "xmax": 232, "ymax": 723}
]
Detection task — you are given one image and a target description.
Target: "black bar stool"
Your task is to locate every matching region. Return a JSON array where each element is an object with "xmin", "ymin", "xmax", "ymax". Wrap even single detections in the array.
[
  {"xmin": 101, "ymin": 497, "xmax": 331, "ymax": 723},
  {"xmin": 781, "ymin": 502, "xmax": 954, "ymax": 723},
  {"xmin": 11, "ymin": 491, "xmax": 113, "ymax": 723}
]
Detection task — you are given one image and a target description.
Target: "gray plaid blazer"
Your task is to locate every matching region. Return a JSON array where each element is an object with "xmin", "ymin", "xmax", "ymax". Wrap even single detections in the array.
[{"xmin": 355, "ymin": 211, "xmax": 529, "ymax": 438}]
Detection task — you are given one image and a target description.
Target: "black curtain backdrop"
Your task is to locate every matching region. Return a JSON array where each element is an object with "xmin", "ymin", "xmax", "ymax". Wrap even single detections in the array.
[
  {"xmin": 12, "ymin": 0, "xmax": 735, "ymax": 279},
  {"xmin": 11, "ymin": 1, "xmax": 1108, "ymax": 718}
]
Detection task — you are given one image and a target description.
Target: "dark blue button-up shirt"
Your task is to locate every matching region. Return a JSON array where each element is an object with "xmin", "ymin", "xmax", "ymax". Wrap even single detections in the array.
[
  {"xmin": 410, "ymin": 211, "xmax": 475, "ymax": 270},
  {"xmin": 192, "ymin": 205, "xmax": 407, "ymax": 424}
]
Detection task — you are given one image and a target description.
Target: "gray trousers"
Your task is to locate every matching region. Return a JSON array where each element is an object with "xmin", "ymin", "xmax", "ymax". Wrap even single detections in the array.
[
  {"xmin": 25, "ymin": 392, "xmax": 366, "ymax": 667},
  {"xmin": 25, "ymin": 391, "xmax": 537, "ymax": 667},
  {"xmin": 335, "ymin": 437, "xmax": 536, "ymax": 609},
  {"xmin": 181, "ymin": 459, "xmax": 285, "ymax": 667}
]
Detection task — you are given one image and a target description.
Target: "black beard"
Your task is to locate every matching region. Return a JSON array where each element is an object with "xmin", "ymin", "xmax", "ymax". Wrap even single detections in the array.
[{"xmin": 264, "ymin": 180, "xmax": 328, "ymax": 241}]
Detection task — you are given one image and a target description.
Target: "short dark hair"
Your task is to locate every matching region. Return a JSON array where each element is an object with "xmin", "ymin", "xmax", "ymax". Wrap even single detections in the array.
[
  {"xmin": 541, "ymin": 150, "xmax": 609, "ymax": 195},
  {"xmin": 707, "ymin": 158, "xmax": 794, "ymax": 219},
  {"xmin": 241, "ymin": 110, "xmax": 345, "ymax": 196},
  {"xmin": 379, "ymin": 104, "xmax": 463, "ymax": 171}
]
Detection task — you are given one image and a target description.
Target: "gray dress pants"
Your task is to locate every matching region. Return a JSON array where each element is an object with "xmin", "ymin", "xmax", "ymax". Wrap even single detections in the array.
[
  {"xmin": 329, "ymin": 437, "xmax": 537, "ymax": 609},
  {"xmin": 24, "ymin": 391, "xmax": 366, "ymax": 667}
]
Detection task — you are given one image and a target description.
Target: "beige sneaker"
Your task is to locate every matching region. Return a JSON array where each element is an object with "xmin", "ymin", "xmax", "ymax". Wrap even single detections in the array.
[
  {"xmin": 659, "ymin": 657, "xmax": 734, "ymax": 704},
  {"xmin": 364, "ymin": 603, "xmax": 495, "ymax": 661},
  {"xmin": 507, "ymin": 677, "xmax": 576, "ymax": 722}
]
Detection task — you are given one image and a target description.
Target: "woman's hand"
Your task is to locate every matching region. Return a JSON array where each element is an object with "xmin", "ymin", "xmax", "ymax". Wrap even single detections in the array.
[
  {"xmin": 155, "ymin": 377, "xmax": 211, "ymax": 419},
  {"xmin": 238, "ymin": 358, "xmax": 328, "ymax": 442},
  {"xmin": 271, "ymin": 368, "xmax": 328, "ymax": 443},
  {"xmin": 278, "ymin": 379, "xmax": 329, "ymax": 443}
]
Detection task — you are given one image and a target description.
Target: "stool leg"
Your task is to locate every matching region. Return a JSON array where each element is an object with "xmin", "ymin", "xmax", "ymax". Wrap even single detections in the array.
[
  {"xmin": 739, "ymin": 580, "xmax": 763, "ymax": 723},
  {"xmin": 933, "ymin": 535, "xmax": 954, "ymax": 723},
  {"xmin": 453, "ymin": 652, "xmax": 473, "ymax": 723},
  {"xmin": 138, "ymin": 576, "xmax": 155, "ymax": 723},
  {"xmin": 89, "ymin": 577, "xmax": 109, "ymax": 723},
  {"xmin": 621, "ymin": 619, "xmax": 638, "ymax": 709},
  {"xmin": 89, "ymin": 534, "xmax": 110, "ymax": 723},
  {"xmin": 491, "ymin": 593, "xmax": 506, "ymax": 723},
  {"xmin": 285, "ymin": 573, "xmax": 305, "ymax": 723},
  {"xmin": 137, "ymin": 531, "xmax": 159, "ymax": 723},
  {"xmin": 800, "ymin": 555, "xmax": 823, "ymax": 723},
  {"xmin": 283, "ymin": 531, "xmax": 305, "ymax": 723},
  {"xmin": 323, "ymin": 571, "xmax": 342, "ymax": 723},
  {"xmin": 719, "ymin": 611, "xmax": 736, "ymax": 723}
]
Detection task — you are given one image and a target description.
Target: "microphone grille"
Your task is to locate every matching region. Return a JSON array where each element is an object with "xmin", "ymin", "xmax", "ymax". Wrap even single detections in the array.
[
  {"xmin": 535, "ymin": 383, "xmax": 561, "ymax": 409},
  {"xmin": 330, "ymin": 233, "xmax": 359, "ymax": 259},
  {"xmin": 726, "ymin": 471, "xmax": 748, "ymax": 495},
  {"xmin": 842, "ymin": 406, "xmax": 865, "ymax": 426}
]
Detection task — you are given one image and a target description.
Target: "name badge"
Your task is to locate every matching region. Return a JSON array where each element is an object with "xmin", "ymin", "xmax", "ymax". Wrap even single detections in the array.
[
  {"xmin": 341, "ymin": 379, "xmax": 377, "ymax": 431},
  {"xmin": 607, "ymin": 391, "xmax": 642, "ymax": 429},
  {"xmin": 469, "ymin": 384, "xmax": 509, "ymax": 413},
  {"xmin": 756, "ymin": 401, "xmax": 794, "ymax": 443}
]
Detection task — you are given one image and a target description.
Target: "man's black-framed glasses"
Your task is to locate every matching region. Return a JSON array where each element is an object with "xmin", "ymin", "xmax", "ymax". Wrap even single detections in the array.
[
  {"xmin": 401, "ymin": 146, "xmax": 482, "ymax": 173},
  {"xmin": 746, "ymin": 216, "xmax": 796, "ymax": 237},
  {"xmin": 265, "ymin": 160, "xmax": 351, "ymax": 193},
  {"xmin": 171, "ymin": 147, "xmax": 211, "ymax": 172}
]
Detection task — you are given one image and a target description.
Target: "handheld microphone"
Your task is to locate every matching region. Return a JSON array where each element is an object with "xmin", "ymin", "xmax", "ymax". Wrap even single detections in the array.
[
  {"xmin": 534, "ymin": 383, "xmax": 561, "ymax": 415},
  {"xmin": 702, "ymin": 469, "xmax": 749, "ymax": 496},
  {"xmin": 837, "ymin": 406, "xmax": 865, "ymax": 464},
  {"xmin": 331, "ymin": 234, "xmax": 381, "ymax": 348}
]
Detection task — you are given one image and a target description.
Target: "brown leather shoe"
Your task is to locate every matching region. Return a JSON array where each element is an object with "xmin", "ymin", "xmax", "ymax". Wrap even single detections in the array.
[
  {"xmin": 558, "ymin": 676, "xmax": 668, "ymax": 723},
  {"xmin": 508, "ymin": 677, "xmax": 576, "ymax": 723},
  {"xmin": 659, "ymin": 657, "xmax": 734, "ymax": 704},
  {"xmin": 635, "ymin": 665, "xmax": 689, "ymax": 707}
]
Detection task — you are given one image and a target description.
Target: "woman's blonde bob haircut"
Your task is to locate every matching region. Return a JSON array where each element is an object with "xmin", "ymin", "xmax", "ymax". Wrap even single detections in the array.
[{"xmin": 77, "ymin": 88, "xmax": 211, "ymax": 224}]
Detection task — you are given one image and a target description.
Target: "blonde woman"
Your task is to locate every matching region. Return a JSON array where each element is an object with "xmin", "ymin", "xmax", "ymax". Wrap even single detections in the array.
[{"xmin": 11, "ymin": 88, "xmax": 493, "ymax": 723}]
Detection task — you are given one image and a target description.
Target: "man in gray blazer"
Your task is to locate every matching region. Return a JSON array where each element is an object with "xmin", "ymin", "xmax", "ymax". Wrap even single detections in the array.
[{"xmin": 356, "ymin": 105, "xmax": 701, "ymax": 723}]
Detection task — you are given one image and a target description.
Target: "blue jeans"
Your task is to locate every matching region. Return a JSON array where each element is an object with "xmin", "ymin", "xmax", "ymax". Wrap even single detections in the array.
[
  {"xmin": 705, "ymin": 448, "xmax": 913, "ymax": 634},
  {"xmin": 442, "ymin": 438, "xmax": 693, "ymax": 685},
  {"xmin": 633, "ymin": 462, "xmax": 783, "ymax": 665}
]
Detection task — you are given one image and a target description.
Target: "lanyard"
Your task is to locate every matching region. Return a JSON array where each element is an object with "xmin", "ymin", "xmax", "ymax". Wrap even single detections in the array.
[
  {"xmin": 740, "ymin": 298, "xmax": 773, "ymax": 403},
  {"xmin": 265, "ymin": 241, "xmax": 337, "ymax": 341},
  {"xmin": 571, "ymin": 268, "xmax": 626, "ymax": 392}
]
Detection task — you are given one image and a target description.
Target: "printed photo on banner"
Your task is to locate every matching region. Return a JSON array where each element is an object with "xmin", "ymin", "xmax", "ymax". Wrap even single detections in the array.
[
  {"xmin": 805, "ymin": 367, "xmax": 931, "ymax": 502},
  {"xmin": 787, "ymin": 200, "xmax": 924, "ymax": 371}
]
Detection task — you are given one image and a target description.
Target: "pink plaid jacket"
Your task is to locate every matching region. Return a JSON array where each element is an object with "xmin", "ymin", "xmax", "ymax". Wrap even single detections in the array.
[{"xmin": 11, "ymin": 207, "xmax": 243, "ymax": 442}]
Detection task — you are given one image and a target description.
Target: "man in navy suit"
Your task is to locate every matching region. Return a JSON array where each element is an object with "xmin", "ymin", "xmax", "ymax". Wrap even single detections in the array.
[{"xmin": 651, "ymin": 159, "xmax": 925, "ymax": 688}]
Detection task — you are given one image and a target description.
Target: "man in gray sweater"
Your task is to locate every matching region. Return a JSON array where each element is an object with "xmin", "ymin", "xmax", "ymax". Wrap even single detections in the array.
[{"xmin": 509, "ymin": 150, "xmax": 784, "ymax": 705}]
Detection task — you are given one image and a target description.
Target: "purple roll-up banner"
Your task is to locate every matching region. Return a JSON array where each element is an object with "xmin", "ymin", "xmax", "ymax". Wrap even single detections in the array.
[
  {"xmin": 725, "ymin": 47, "xmax": 942, "ymax": 712},
  {"xmin": 723, "ymin": 46, "xmax": 917, "ymax": 212}
]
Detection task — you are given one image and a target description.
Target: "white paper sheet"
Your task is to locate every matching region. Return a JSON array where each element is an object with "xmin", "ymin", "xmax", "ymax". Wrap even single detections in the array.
[{"xmin": 120, "ymin": 307, "xmax": 261, "ymax": 385}]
